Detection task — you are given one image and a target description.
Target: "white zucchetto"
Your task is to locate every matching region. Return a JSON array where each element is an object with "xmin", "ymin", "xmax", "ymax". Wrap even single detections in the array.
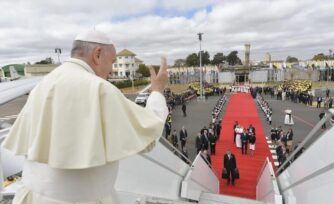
[{"xmin": 75, "ymin": 29, "xmax": 113, "ymax": 45}]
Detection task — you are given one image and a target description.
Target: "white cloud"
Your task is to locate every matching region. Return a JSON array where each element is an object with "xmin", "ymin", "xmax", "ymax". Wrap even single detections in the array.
[{"xmin": 0, "ymin": 0, "xmax": 333, "ymax": 66}]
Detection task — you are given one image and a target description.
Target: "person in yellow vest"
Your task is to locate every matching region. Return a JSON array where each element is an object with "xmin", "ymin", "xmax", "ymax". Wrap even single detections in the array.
[
  {"xmin": 3, "ymin": 176, "xmax": 17, "ymax": 187},
  {"xmin": 2, "ymin": 30, "xmax": 169, "ymax": 204}
]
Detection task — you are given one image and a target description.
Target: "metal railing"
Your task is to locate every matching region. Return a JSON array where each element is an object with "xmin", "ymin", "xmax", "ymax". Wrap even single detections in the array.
[
  {"xmin": 159, "ymin": 136, "xmax": 192, "ymax": 165},
  {"xmin": 275, "ymin": 109, "xmax": 333, "ymax": 174},
  {"xmin": 257, "ymin": 157, "xmax": 275, "ymax": 185}
]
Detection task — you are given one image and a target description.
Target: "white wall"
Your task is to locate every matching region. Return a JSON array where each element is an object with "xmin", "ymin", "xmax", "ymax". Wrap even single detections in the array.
[
  {"xmin": 278, "ymin": 126, "xmax": 334, "ymax": 204},
  {"xmin": 219, "ymin": 72, "xmax": 235, "ymax": 83},
  {"xmin": 250, "ymin": 70, "xmax": 268, "ymax": 82},
  {"xmin": 114, "ymin": 56, "xmax": 137, "ymax": 77}
]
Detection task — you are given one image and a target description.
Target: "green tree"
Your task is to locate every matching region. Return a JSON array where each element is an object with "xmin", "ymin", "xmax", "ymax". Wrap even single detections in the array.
[
  {"xmin": 35, "ymin": 57, "xmax": 54, "ymax": 64},
  {"xmin": 312, "ymin": 53, "xmax": 328, "ymax": 61},
  {"xmin": 199, "ymin": 51, "xmax": 211, "ymax": 65},
  {"xmin": 211, "ymin": 52, "xmax": 225, "ymax": 65},
  {"xmin": 174, "ymin": 59, "xmax": 186, "ymax": 67},
  {"xmin": 286, "ymin": 56, "xmax": 299, "ymax": 63},
  {"xmin": 186, "ymin": 53, "xmax": 198, "ymax": 66},
  {"xmin": 136, "ymin": 64, "xmax": 150, "ymax": 77},
  {"xmin": 226, "ymin": 51, "xmax": 242, "ymax": 66}
]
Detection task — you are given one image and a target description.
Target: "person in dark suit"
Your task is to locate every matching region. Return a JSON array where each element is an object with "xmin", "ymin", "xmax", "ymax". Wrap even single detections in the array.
[
  {"xmin": 171, "ymin": 130, "xmax": 178, "ymax": 149},
  {"xmin": 181, "ymin": 146, "xmax": 189, "ymax": 164},
  {"xmin": 201, "ymin": 129, "xmax": 209, "ymax": 151},
  {"xmin": 179, "ymin": 126, "xmax": 188, "ymax": 150},
  {"xmin": 317, "ymin": 97, "xmax": 322, "ymax": 108},
  {"xmin": 319, "ymin": 110, "xmax": 326, "ymax": 129},
  {"xmin": 223, "ymin": 150, "xmax": 237, "ymax": 185},
  {"xmin": 248, "ymin": 124, "xmax": 256, "ymax": 135},
  {"xmin": 201, "ymin": 149, "xmax": 211, "ymax": 167},
  {"xmin": 208, "ymin": 129, "xmax": 216, "ymax": 154},
  {"xmin": 182, "ymin": 103, "xmax": 187, "ymax": 117},
  {"xmin": 195, "ymin": 133, "xmax": 202, "ymax": 154},
  {"xmin": 164, "ymin": 122, "xmax": 171, "ymax": 139},
  {"xmin": 241, "ymin": 129, "xmax": 249, "ymax": 155},
  {"xmin": 215, "ymin": 119, "xmax": 222, "ymax": 140}
]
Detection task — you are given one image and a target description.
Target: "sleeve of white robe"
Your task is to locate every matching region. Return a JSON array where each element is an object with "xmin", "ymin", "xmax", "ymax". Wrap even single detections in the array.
[
  {"xmin": 141, "ymin": 91, "xmax": 169, "ymax": 153},
  {"xmin": 100, "ymin": 85, "xmax": 168, "ymax": 162}
]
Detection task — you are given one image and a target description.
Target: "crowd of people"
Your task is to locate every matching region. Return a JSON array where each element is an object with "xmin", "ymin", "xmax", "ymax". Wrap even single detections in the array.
[
  {"xmin": 163, "ymin": 89, "xmax": 227, "ymax": 164},
  {"xmin": 257, "ymin": 80, "xmax": 333, "ymax": 110},
  {"xmin": 195, "ymin": 94, "xmax": 227, "ymax": 158},
  {"xmin": 188, "ymin": 81, "xmax": 226, "ymax": 98},
  {"xmin": 164, "ymin": 88, "xmax": 196, "ymax": 111},
  {"xmin": 257, "ymin": 94, "xmax": 273, "ymax": 125}
]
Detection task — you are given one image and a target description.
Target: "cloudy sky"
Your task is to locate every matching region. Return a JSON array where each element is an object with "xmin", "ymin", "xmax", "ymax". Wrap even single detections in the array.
[{"xmin": 0, "ymin": 0, "xmax": 333, "ymax": 66}]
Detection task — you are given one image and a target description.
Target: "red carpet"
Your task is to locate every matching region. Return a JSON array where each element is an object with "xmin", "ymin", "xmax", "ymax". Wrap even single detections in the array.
[{"xmin": 211, "ymin": 93, "xmax": 274, "ymax": 199}]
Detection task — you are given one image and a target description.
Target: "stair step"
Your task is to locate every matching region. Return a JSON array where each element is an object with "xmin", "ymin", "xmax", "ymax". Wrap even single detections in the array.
[{"xmin": 199, "ymin": 192, "xmax": 265, "ymax": 204}]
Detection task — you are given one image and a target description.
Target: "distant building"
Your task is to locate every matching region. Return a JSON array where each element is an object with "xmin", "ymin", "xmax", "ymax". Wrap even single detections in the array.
[
  {"xmin": 264, "ymin": 53, "xmax": 271, "ymax": 63},
  {"xmin": 112, "ymin": 49, "xmax": 142, "ymax": 78},
  {"xmin": 25, "ymin": 64, "xmax": 58, "ymax": 77}
]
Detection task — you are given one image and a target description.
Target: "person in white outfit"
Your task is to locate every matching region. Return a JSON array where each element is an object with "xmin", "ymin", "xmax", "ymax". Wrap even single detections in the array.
[
  {"xmin": 235, "ymin": 125, "xmax": 243, "ymax": 148},
  {"xmin": 2, "ymin": 30, "xmax": 169, "ymax": 204}
]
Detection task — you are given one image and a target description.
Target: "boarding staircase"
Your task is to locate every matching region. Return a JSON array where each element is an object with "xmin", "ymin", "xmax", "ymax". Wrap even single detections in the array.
[{"xmin": 1, "ymin": 109, "xmax": 334, "ymax": 203}]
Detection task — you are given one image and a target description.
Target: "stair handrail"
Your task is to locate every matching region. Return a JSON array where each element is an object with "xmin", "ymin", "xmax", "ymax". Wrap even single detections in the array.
[
  {"xmin": 160, "ymin": 136, "xmax": 192, "ymax": 165},
  {"xmin": 195, "ymin": 151, "xmax": 220, "ymax": 181},
  {"xmin": 257, "ymin": 157, "xmax": 274, "ymax": 185},
  {"xmin": 275, "ymin": 109, "xmax": 333, "ymax": 174}
]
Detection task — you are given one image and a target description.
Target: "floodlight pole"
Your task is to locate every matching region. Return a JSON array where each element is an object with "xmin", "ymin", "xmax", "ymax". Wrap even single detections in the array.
[
  {"xmin": 55, "ymin": 48, "xmax": 61, "ymax": 64},
  {"xmin": 198, "ymin": 32, "xmax": 205, "ymax": 101}
]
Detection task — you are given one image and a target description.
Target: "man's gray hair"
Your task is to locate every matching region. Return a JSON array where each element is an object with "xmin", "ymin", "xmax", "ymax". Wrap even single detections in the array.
[{"xmin": 70, "ymin": 40, "xmax": 101, "ymax": 57}]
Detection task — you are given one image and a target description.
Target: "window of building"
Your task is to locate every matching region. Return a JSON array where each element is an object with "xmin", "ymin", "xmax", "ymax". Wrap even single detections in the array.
[
  {"xmin": 120, "ymin": 71, "xmax": 122, "ymax": 76},
  {"xmin": 125, "ymin": 56, "xmax": 128, "ymax": 59},
  {"xmin": 114, "ymin": 64, "xmax": 118, "ymax": 68},
  {"xmin": 118, "ymin": 57, "xmax": 122, "ymax": 60},
  {"xmin": 126, "ymin": 64, "xmax": 129, "ymax": 68},
  {"xmin": 119, "ymin": 64, "xmax": 122, "ymax": 68},
  {"xmin": 132, "ymin": 64, "xmax": 134, "ymax": 67}
]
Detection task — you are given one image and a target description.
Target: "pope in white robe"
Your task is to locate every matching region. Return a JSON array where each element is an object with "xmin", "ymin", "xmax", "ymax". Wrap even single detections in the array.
[
  {"xmin": 235, "ymin": 126, "xmax": 243, "ymax": 148},
  {"xmin": 2, "ymin": 30, "xmax": 169, "ymax": 204}
]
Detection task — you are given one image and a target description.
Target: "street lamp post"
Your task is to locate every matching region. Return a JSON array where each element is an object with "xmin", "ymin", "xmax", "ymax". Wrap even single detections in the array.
[
  {"xmin": 198, "ymin": 32, "xmax": 205, "ymax": 101},
  {"xmin": 55, "ymin": 48, "xmax": 62, "ymax": 64}
]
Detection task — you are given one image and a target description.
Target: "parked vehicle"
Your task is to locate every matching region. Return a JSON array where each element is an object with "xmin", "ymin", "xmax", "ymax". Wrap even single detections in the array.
[{"xmin": 135, "ymin": 92, "xmax": 150, "ymax": 105}]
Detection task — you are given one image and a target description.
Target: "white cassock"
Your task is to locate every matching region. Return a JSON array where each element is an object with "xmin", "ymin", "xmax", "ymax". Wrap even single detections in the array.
[
  {"xmin": 282, "ymin": 92, "xmax": 286, "ymax": 101},
  {"xmin": 284, "ymin": 109, "xmax": 294, "ymax": 125},
  {"xmin": 235, "ymin": 127, "xmax": 242, "ymax": 148},
  {"xmin": 2, "ymin": 58, "xmax": 168, "ymax": 204}
]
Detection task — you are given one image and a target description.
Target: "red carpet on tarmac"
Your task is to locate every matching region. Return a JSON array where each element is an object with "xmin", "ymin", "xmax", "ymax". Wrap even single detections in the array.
[{"xmin": 211, "ymin": 93, "xmax": 274, "ymax": 199}]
